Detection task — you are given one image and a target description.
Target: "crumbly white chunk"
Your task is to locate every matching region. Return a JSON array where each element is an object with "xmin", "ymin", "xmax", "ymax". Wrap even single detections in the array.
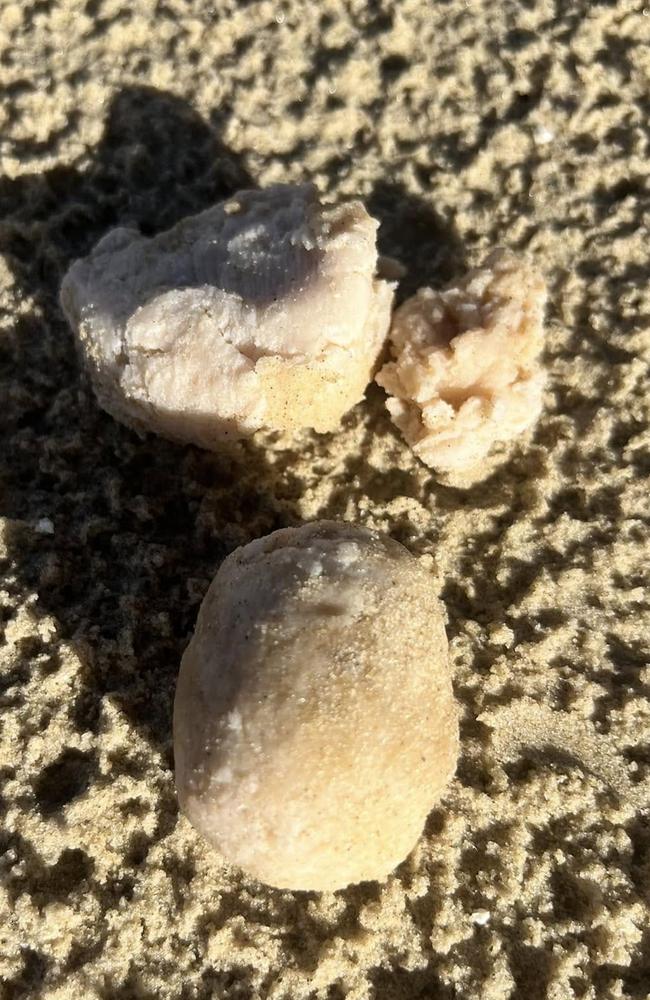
[
  {"xmin": 60, "ymin": 184, "xmax": 394, "ymax": 446},
  {"xmin": 173, "ymin": 521, "xmax": 458, "ymax": 892},
  {"xmin": 376, "ymin": 250, "xmax": 547, "ymax": 478}
]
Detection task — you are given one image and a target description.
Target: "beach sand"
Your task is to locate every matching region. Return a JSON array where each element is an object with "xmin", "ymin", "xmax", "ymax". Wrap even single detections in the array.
[{"xmin": 1, "ymin": 1, "xmax": 649, "ymax": 997}]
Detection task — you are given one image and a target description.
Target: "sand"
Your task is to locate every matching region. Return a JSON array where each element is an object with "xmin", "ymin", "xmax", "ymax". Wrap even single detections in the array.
[{"xmin": 0, "ymin": 0, "xmax": 649, "ymax": 997}]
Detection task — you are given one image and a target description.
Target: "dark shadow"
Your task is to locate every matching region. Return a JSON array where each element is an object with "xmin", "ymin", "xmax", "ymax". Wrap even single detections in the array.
[
  {"xmin": 0, "ymin": 88, "xmax": 317, "ymax": 998},
  {"xmin": 0, "ymin": 87, "xmax": 479, "ymax": 1000},
  {"xmin": 2, "ymin": 87, "xmax": 478, "ymax": 1000},
  {"xmin": 1, "ymin": 829, "xmax": 95, "ymax": 910},
  {"xmin": 593, "ymin": 928, "xmax": 650, "ymax": 1000},
  {"xmin": 591, "ymin": 632, "xmax": 650, "ymax": 733},
  {"xmin": 367, "ymin": 180, "xmax": 467, "ymax": 300},
  {"xmin": 501, "ymin": 745, "xmax": 589, "ymax": 785},
  {"xmin": 508, "ymin": 942, "xmax": 557, "ymax": 1000},
  {"xmin": 623, "ymin": 743, "xmax": 650, "ymax": 785},
  {"xmin": 0, "ymin": 948, "xmax": 49, "ymax": 1000},
  {"xmin": 191, "ymin": 965, "xmax": 258, "ymax": 1000},
  {"xmin": 33, "ymin": 747, "xmax": 97, "ymax": 816},
  {"xmin": 368, "ymin": 964, "xmax": 452, "ymax": 1000},
  {"xmin": 0, "ymin": 85, "xmax": 303, "ymax": 786},
  {"xmin": 550, "ymin": 866, "xmax": 603, "ymax": 923}
]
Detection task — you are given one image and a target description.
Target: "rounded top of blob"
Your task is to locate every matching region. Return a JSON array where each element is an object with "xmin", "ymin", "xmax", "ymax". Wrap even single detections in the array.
[{"xmin": 174, "ymin": 521, "xmax": 458, "ymax": 891}]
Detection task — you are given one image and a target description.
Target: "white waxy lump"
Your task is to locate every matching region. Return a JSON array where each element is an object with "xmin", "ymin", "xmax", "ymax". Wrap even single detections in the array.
[{"xmin": 60, "ymin": 184, "xmax": 394, "ymax": 447}]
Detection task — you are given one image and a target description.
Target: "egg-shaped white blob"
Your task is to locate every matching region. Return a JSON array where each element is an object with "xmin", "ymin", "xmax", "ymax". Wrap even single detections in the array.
[{"xmin": 173, "ymin": 521, "xmax": 458, "ymax": 892}]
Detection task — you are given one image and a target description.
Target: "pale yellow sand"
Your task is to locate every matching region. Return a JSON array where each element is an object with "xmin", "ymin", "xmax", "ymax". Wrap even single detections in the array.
[{"xmin": 1, "ymin": 1, "xmax": 649, "ymax": 998}]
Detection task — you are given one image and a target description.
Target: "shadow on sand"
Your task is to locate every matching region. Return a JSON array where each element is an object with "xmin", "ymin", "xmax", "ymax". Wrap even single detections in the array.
[{"xmin": 0, "ymin": 85, "xmax": 489, "ymax": 999}]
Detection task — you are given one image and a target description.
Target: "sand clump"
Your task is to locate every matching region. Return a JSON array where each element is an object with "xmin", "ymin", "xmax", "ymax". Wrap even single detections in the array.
[
  {"xmin": 174, "ymin": 521, "xmax": 458, "ymax": 892},
  {"xmin": 376, "ymin": 250, "xmax": 547, "ymax": 484},
  {"xmin": 60, "ymin": 183, "xmax": 394, "ymax": 447}
]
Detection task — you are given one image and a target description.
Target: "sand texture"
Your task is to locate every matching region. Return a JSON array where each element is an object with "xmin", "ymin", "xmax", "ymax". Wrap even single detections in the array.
[{"xmin": 1, "ymin": 0, "xmax": 649, "ymax": 998}]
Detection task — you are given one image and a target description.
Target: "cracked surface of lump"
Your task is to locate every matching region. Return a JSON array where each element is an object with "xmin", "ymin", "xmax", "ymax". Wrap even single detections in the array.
[
  {"xmin": 376, "ymin": 250, "xmax": 547, "ymax": 483},
  {"xmin": 174, "ymin": 521, "xmax": 458, "ymax": 892},
  {"xmin": 60, "ymin": 183, "xmax": 394, "ymax": 445},
  {"xmin": 2, "ymin": 0, "xmax": 650, "ymax": 998}
]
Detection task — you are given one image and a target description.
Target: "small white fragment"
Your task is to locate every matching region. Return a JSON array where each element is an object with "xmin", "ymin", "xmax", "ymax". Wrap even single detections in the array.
[
  {"xmin": 488, "ymin": 623, "xmax": 514, "ymax": 647},
  {"xmin": 38, "ymin": 617, "xmax": 58, "ymax": 640},
  {"xmin": 335, "ymin": 541, "xmax": 360, "ymax": 568},
  {"xmin": 212, "ymin": 765, "xmax": 234, "ymax": 785},
  {"xmin": 471, "ymin": 909, "xmax": 491, "ymax": 926},
  {"xmin": 533, "ymin": 125, "xmax": 555, "ymax": 145},
  {"xmin": 35, "ymin": 518, "xmax": 54, "ymax": 535},
  {"xmin": 226, "ymin": 709, "xmax": 243, "ymax": 733}
]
